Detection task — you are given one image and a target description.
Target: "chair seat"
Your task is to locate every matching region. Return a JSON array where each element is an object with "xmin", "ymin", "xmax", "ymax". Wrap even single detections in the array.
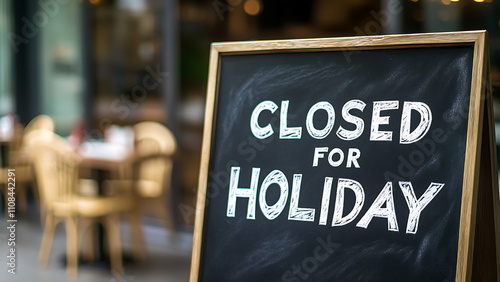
[
  {"xmin": 48, "ymin": 178, "xmax": 134, "ymax": 217},
  {"xmin": 137, "ymin": 180, "xmax": 162, "ymax": 197},
  {"xmin": 51, "ymin": 195, "xmax": 134, "ymax": 218},
  {"xmin": 76, "ymin": 195, "xmax": 134, "ymax": 217},
  {"xmin": 104, "ymin": 179, "xmax": 162, "ymax": 198}
]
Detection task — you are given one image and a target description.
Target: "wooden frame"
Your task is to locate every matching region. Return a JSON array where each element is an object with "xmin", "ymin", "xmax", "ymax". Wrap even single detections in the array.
[{"xmin": 190, "ymin": 31, "xmax": 498, "ymax": 282}]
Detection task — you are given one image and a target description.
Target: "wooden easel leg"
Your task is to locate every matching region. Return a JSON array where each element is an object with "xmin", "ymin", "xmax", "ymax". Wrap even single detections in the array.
[{"xmin": 471, "ymin": 86, "xmax": 500, "ymax": 281}]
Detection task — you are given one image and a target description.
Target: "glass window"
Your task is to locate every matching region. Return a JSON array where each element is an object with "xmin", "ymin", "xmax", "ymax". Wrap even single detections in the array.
[
  {"xmin": 0, "ymin": 0, "xmax": 12, "ymax": 115},
  {"xmin": 39, "ymin": 0, "xmax": 83, "ymax": 134}
]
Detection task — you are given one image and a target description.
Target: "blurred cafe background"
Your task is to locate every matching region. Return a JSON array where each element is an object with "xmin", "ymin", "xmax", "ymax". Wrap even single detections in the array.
[{"xmin": 0, "ymin": 0, "xmax": 500, "ymax": 281}]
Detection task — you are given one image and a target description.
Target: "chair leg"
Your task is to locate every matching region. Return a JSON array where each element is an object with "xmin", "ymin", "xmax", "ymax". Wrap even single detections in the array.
[
  {"xmin": 39, "ymin": 204, "xmax": 46, "ymax": 227},
  {"xmin": 31, "ymin": 177, "xmax": 41, "ymax": 211},
  {"xmin": 105, "ymin": 214, "xmax": 123, "ymax": 275},
  {"xmin": 65, "ymin": 217, "xmax": 78, "ymax": 277},
  {"xmin": 81, "ymin": 218, "xmax": 96, "ymax": 262},
  {"xmin": 153, "ymin": 200, "xmax": 176, "ymax": 235},
  {"xmin": 32, "ymin": 176, "xmax": 46, "ymax": 227},
  {"xmin": 39, "ymin": 213, "xmax": 57, "ymax": 266},
  {"xmin": 129, "ymin": 208, "xmax": 146, "ymax": 264}
]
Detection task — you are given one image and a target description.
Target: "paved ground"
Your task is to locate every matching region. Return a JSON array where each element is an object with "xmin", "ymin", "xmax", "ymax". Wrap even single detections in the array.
[{"xmin": 0, "ymin": 208, "xmax": 192, "ymax": 282}]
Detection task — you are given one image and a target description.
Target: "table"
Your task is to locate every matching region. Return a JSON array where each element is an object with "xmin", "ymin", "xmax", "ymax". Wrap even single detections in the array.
[
  {"xmin": 79, "ymin": 140, "xmax": 129, "ymax": 169},
  {"xmin": 79, "ymin": 140, "xmax": 130, "ymax": 193}
]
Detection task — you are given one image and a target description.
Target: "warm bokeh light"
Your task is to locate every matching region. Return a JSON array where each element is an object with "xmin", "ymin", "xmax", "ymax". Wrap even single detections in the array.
[
  {"xmin": 89, "ymin": 0, "xmax": 101, "ymax": 5},
  {"xmin": 474, "ymin": 0, "xmax": 485, "ymax": 2},
  {"xmin": 441, "ymin": 0, "xmax": 451, "ymax": 5},
  {"xmin": 244, "ymin": 0, "xmax": 262, "ymax": 16},
  {"xmin": 450, "ymin": 0, "xmax": 460, "ymax": 2},
  {"xmin": 411, "ymin": 0, "xmax": 419, "ymax": 2}
]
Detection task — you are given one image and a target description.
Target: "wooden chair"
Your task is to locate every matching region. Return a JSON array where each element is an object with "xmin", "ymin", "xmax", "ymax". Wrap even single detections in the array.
[
  {"xmin": 24, "ymin": 114, "xmax": 55, "ymax": 133},
  {"xmin": 6, "ymin": 115, "xmax": 55, "ymax": 215},
  {"xmin": 25, "ymin": 129, "xmax": 135, "ymax": 277},
  {"xmin": 132, "ymin": 121, "xmax": 177, "ymax": 231},
  {"xmin": 106, "ymin": 121, "xmax": 177, "ymax": 261}
]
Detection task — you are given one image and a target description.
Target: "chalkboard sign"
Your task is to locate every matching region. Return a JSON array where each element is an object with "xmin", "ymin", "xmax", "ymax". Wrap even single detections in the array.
[{"xmin": 190, "ymin": 31, "xmax": 500, "ymax": 282}]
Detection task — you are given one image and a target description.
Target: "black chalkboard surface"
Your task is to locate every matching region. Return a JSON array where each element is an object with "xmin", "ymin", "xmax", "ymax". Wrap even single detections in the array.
[{"xmin": 190, "ymin": 31, "xmax": 499, "ymax": 282}]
